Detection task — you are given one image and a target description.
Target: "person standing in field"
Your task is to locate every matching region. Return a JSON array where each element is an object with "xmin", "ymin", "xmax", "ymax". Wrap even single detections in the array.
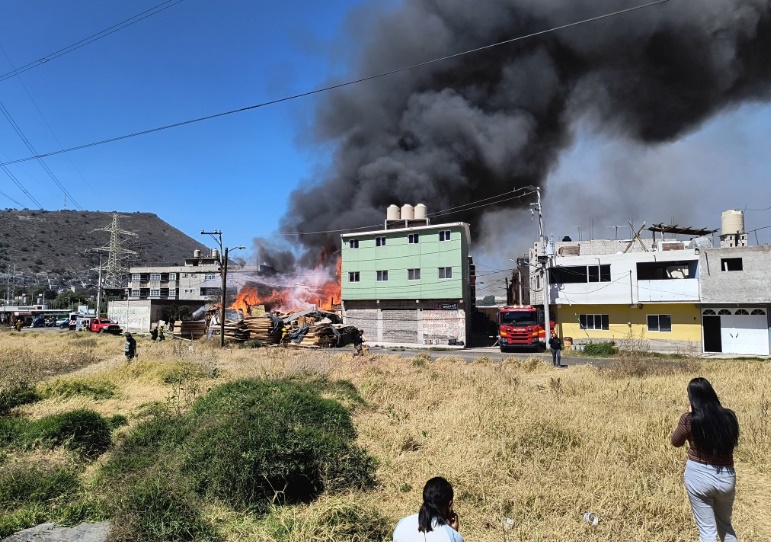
[
  {"xmin": 124, "ymin": 332, "xmax": 137, "ymax": 361},
  {"xmin": 352, "ymin": 328, "xmax": 365, "ymax": 357},
  {"xmin": 671, "ymin": 377, "xmax": 739, "ymax": 542},
  {"xmin": 548, "ymin": 331, "xmax": 562, "ymax": 367},
  {"xmin": 393, "ymin": 477, "xmax": 462, "ymax": 542}
]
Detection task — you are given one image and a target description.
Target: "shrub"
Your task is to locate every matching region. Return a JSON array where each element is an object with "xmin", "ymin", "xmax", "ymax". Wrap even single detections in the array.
[
  {"xmin": 180, "ymin": 380, "xmax": 375, "ymax": 510},
  {"xmin": 39, "ymin": 378, "xmax": 117, "ymax": 400},
  {"xmin": 106, "ymin": 414, "xmax": 129, "ymax": 429},
  {"xmin": 583, "ymin": 341, "xmax": 616, "ymax": 357},
  {"xmin": 31, "ymin": 409, "xmax": 112, "ymax": 459},
  {"xmin": 0, "ymin": 383, "xmax": 39, "ymax": 416},
  {"xmin": 102, "ymin": 379, "xmax": 376, "ymax": 521}
]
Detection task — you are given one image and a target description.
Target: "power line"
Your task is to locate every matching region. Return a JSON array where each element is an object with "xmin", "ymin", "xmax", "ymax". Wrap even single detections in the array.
[
  {"xmin": 0, "ymin": 44, "xmax": 102, "ymax": 209},
  {"xmin": 0, "ymin": 99, "xmax": 82, "ymax": 209},
  {"xmin": 0, "ymin": 164, "xmax": 43, "ymax": 208},
  {"xmin": 0, "ymin": 0, "xmax": 187, "ymax": 84},
  {"xmin": 0, "ymin": 0, "xmax": 671, "ymax": 168}
]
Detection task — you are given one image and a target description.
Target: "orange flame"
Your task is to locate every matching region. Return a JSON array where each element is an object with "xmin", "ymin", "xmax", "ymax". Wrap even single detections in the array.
[{"xmin": 231, "ymin": 258, "xmax": 341, "ymax": 314}]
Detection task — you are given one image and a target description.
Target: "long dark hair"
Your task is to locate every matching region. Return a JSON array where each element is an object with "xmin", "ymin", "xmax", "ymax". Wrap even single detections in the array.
[
  {"xmin": 688, "ymin": 377, "xmax": 739, "ymax": 456},
  {"xmin": 418, "ymin": 477, "xmax": 453, "ymax": 533}
]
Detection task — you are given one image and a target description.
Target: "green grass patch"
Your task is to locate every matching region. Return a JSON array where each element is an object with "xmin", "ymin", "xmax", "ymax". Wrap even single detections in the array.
[
  {"xmin": 0, "ymin": 463, "xmax": 94, "ymax": 539},
  {"xmin": 0, "ymin": 383, "xmax": 39, "ymax": 416},
  {"xmin": 39, "ymin": 378, "xmax": 117, "ymax": 400},
  {"xmin": 582, "ymin": 341, "xmax": 617, "ymax": 357},
  {"xmin": 0, "ymin": 409, "xmax": 112, "ymax": 460},
  {"xmin": 100, "ymin": 378, "xmax": 376, "ymax": 540}
]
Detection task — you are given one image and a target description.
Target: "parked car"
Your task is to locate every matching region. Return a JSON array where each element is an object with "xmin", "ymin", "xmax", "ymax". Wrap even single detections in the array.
[
  {"xmin": 32, "ymin": 316, "xmax": 46, "ymax": 328},
  {"xmin": 56, "ymin": 318, "xmax": 69, "ymax": 329}
]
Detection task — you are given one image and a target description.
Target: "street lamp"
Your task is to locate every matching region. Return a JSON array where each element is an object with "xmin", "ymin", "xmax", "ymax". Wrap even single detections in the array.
[{"xmin": 200, "ymin": 230, "xmax": 245, "ymax": 347}]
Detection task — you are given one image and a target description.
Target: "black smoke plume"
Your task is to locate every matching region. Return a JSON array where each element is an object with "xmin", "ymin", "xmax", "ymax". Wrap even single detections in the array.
[{"xmin": 273, "ymin": 0, "xmax": 771, "ymax": 267}]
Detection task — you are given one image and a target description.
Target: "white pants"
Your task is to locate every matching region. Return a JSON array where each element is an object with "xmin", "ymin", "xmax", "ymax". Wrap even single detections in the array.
[{"xmin": 684, "ymin": 459, "xmax": 737, "ymax": 542}]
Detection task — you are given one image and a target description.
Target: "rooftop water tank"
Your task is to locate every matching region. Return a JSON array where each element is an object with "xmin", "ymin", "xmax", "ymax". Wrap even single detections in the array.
[
  {"xmin": 721, "ymin": 209, "xmax": 745, "ymax": 236},
  {"xmin": 212, "ymin": 248, "xmax": 219, "ymax": 260},
  {"xmin": 193, "ymin": 249, "xmax": 201, "ymax": 258},
  {"xmin": 387, "ymin": 204, "xmax": 401, "ymax": 221},
  {"xmin": 401, "ymin": 203, "xmax": 414, "ymax": 220},
  {"xmin": 414, "ymin": 203, "xmax": 427, "ymax": 220}
]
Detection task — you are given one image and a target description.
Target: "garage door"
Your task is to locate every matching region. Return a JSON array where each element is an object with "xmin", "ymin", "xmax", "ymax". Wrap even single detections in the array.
[{"xmin": 705, "ymin": 308, "xmax": 769, "ymax": 355}]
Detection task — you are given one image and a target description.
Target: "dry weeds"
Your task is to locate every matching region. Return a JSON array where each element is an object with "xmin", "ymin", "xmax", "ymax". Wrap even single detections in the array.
[{"xmin": 1, "ymin": 331, "xmax": 769, "ymax": 541}]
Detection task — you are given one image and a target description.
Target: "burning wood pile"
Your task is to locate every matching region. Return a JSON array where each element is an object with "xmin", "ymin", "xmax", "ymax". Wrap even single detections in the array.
[
  {"xmin": 172, "ymin": 320, "xmax": 207, "ymax": 340},
  {"xmin": 243, "ymin": 315, "xmax": 284, "ymax": 345}
]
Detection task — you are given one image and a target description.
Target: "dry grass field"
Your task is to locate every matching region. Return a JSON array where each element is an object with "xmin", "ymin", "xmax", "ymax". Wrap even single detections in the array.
[{"xmin": 1, "ymin": 329, "xmax": 769, "ymax": 541}]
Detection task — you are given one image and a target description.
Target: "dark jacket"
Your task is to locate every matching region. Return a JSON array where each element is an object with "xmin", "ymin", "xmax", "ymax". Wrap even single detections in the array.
[{"xmin": 548, "ymin": 336, "xmax": 562, "ymax": 350}]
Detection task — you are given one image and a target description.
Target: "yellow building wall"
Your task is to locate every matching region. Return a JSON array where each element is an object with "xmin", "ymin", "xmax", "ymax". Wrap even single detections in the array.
[{"xmin": 554, "ymin": 303, "xmax": 701, "ymax": 344}]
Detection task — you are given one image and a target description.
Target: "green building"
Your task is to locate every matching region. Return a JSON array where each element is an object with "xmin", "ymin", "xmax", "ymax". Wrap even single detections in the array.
[{"xmin": 341, "ymin": 204, "xmax": 473, "ymax": 346}]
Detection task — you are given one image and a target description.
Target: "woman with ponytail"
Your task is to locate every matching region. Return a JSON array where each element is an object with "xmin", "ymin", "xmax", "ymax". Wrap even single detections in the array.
[
  {"xmin": 671, "ymin": 377, "xmax": 739, "ymax": 542},
  {"xmin": 393, "ymin": 477, "xmax": 463, "ymax": 541}
]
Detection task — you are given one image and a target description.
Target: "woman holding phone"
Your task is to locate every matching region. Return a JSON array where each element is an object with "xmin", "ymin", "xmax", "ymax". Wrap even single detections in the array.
[
  {"xmin": 671, "ymin": 377, "xmax": 739, "ymax": 542},
  {"xmin": 393, "ymin": 477, "xmax": 463, "ymax": 542}
]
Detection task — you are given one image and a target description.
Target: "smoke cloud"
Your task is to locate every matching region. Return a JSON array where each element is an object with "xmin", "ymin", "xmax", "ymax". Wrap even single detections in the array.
[{"xmin": 273, "ymin": 0, "xmax": 771, "ymax": 267}]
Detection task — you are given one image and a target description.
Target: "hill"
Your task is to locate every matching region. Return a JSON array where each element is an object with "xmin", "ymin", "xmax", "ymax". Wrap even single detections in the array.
[{"xmin": 0, "ymin": 210, "xmax": 208, "ymax": 288}]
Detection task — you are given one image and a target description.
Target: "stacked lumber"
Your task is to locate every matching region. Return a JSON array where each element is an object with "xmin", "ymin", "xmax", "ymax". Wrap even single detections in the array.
[
  {"xmin": 243, "ymin": 315, "xmax": 283, "ymax": 344},
  {"xmin": 289, "ymin": 323, "xmax": 359, "ymax": 348},
  {"xmin": 223, "ymin": 319, "xmax": 249, "ymax": 342},
  {"xmin": 173, "ymin": 320, "xmax": 207, "ymax": 340}
]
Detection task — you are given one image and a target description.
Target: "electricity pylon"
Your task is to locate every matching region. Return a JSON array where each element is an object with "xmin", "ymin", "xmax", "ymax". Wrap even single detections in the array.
[{"xmin": 93, "ymin": 213, "xmax": 137, "ymax": 288}]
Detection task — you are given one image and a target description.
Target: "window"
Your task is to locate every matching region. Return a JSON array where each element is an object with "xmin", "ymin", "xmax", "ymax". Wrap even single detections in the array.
[
  {"xmin": 408, "ymin": 233, "xmax": 420, "ymax": 244},
  {"xmin": 735, "ymin": 309, "xmax": 749, "ymax": 315},
  {"xmin": 439, "ymin": 230, "xmax": 451, "ymax": 241},
  {"xmin": 438, "ymin": 267, "xmax": 453, "ymax": 279},
  {"xmin": 204, "ymin": 273, "xmax": 217, "ymax": 280},
  {"xmin": 130, "ymin": 288, "xmax": 140, "ymax": 297},
  {"xmin": 168, "ymin": 288, "xmax": 177, "ymax": 297},
  {"xmin": 376, "ymin": 270, "xmax": 389, "ymax": 281},
  {"xmin": 349, "ymin": 239, "xmax": 359, "ymax": 249},
  {"xmin": 408, "ymin": 268, "xmax": 421, "ymax": 280},
  {"xmin": 150, "ymin": 289, "xmax": 161, "ymax": 297},
  {"xmin": 579, "ymin": 314, "xmax": 609, "ymax": 330},
  {"xmin": 376, "ymin": 236, "xmax": 386, "ymax": 247},
  {"xmin": 348, "ymin": 272, "xmax": 360, "ymax": 282},
  {"xmin": 751, "ymin": 309, "xmax": 766, "ymax": 315},
  {"xmin": 131, "ymin": 273, "xmax": 140, "ymax": 282},
  {"xmin": 637, "ymin": 261, "xmax": 695, "ymax": 280},
  {"xmin": 647, "ymin": 314, "xmax": 672, "ymax": 332},
  {"xmin": 588, "ymin": 265, "xmax": 611, "ymax": 282},
  {"xmin": 702, "ymin": 309, "xmax": 716, "ymax": 315},
  {"xmin": 550, "ymin": 266, "xmax": 588, "ymax": 284},
  {"xmin": 718, "ymin": 309, "xmax": 732, "ymax": 315},
  {"xmin": 721, "ymin": 258, "xmax": 743, "ymax": 271},
  {"xmin": 150, "ymin": 273, "xmax": 161, "ymax": 281},
  {"xmin": 168, "ymin": 273, "xmax": 177, "ymax": 281}
]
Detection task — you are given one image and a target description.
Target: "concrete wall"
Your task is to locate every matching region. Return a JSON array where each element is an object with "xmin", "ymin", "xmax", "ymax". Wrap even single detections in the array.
[
  {"xmin": 343, "ymin": 299, "xmax": 467, "ymax": 346},
  {"xmin": 700, "ymin": 246, "xmax": 771, "ymax": 303},
  {"xmin": 555, "ymin": 302, "xmax": 701, "ymax": 352},
  {"xmin": 108, "ymin": 300, "xmax": 151, "ymax": 333}
]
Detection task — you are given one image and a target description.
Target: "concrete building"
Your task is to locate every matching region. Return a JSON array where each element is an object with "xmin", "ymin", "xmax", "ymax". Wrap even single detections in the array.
[
  {"xmin": 535, "ymin": 237, "xmax": 702, "ymax": 352},
  {"xmin": 698, "ymin": 245, "xmax": 771, "ymax": 355},
  {"xmin": 341, "ymin": 204, "xmax": 473, "ymax": 346},
  {"xmin": 107, "ymin": 250, "xmax": 222, "ymax": 332}
]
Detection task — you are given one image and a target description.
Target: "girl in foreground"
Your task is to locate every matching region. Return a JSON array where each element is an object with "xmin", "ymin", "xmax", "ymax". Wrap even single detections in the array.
[
  {"xmin": 393, "ymin": 477, "xmax": 463, "ymax": 542},
  {"xmin": 671, "ymin": 377, "xmax": 740, "ymax": 541}
]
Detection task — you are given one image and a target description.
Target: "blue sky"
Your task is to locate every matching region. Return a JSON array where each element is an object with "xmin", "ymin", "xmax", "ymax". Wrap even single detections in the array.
[{"xmin": 1, "ymin": 0, "xmax": 769, "ymax": 292}]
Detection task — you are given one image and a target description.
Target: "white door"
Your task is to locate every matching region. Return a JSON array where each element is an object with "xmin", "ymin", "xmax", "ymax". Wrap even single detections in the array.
[
  {"xmin": 719, "ymin": 310, "xmax": 741, "ymax": 354},
  {"xmin": 718, "ymin": 308, "xmax": 770, "ymax": 355}
]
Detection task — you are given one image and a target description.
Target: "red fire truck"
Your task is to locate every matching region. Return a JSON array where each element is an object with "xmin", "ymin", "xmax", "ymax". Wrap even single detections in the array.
[{"xmin": 498, "ymin": 305, "xmax": 555, "ymax": 352}]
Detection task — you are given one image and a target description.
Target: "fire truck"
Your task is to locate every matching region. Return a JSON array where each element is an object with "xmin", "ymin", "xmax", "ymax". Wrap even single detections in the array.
[{"xmin": 497, "ymin": 305, "xmax": 555, "ymax": 352}]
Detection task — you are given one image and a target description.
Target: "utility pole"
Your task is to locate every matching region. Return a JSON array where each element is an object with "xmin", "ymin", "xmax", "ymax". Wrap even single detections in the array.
[
  {"xmin": 94, "ymin": 256, "xmax": 103, "ymax": 318},
  {"xmin": 504, "ymin": 277, "xmax": 511, "ymax": 305},
  {"xmin": 200, "ymin": 229, "xmax": 245, "ymax": 348},
  {"xmin": 534, "ymin": 187, "xmax": 551, "ymax": 345}
]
